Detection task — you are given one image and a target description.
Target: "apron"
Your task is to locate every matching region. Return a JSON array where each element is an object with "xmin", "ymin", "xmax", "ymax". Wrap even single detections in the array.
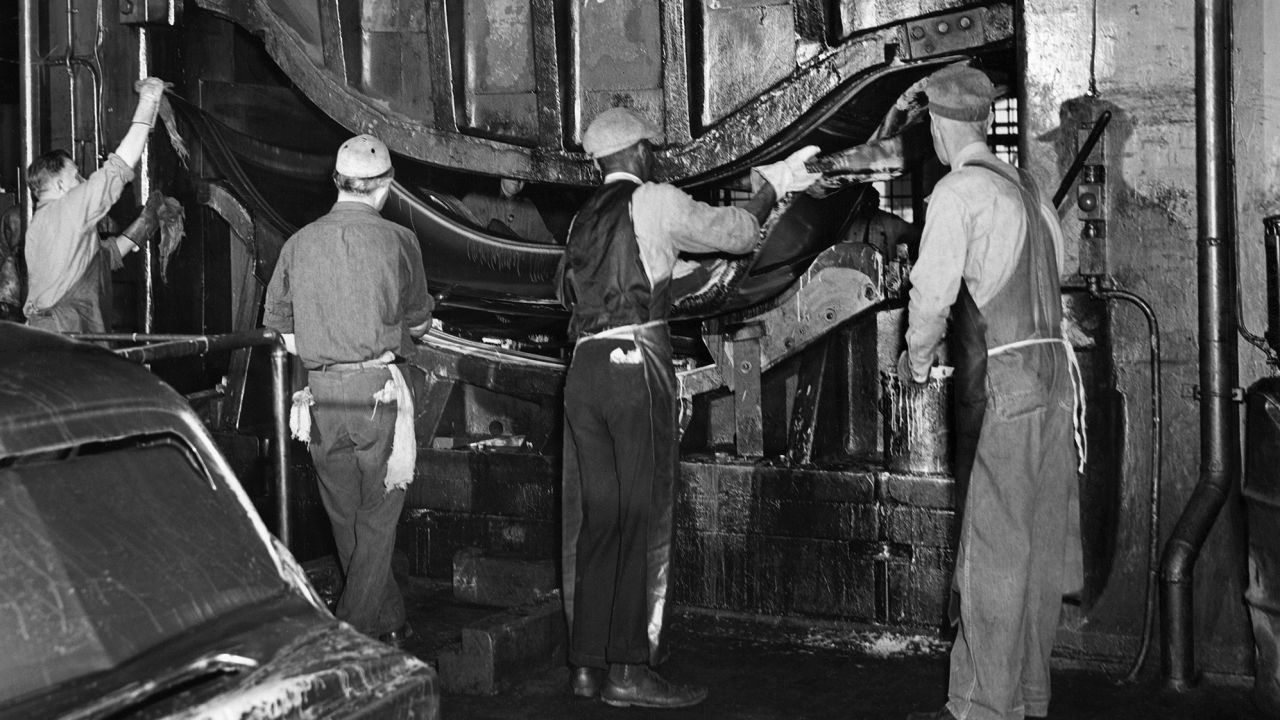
[{"xmin": 947, "ymin": 158, "xmax": 1083, "ymax": 617}]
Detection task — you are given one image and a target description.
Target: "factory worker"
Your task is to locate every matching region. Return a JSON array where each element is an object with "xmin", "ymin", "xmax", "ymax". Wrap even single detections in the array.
[
  {"xmin": 558, "ymin": 106, "xmax": 820, "ymax": 709},
  {"xmin": 264, "ymin": 134, "xmax": 432, "ymax": 648},
  {"xmin": 23, "ymin": 77, "xmax": 167, "ymax": 332},
  {"xmin": 899, "ymin": 64, "xmax": 1083, "ymax": 720}
]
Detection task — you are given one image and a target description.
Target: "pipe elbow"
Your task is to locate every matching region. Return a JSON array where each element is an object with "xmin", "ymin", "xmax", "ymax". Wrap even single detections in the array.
[{"xmin": 1161, "ymin": 537, "xmax": 1199, "ymax": 585}]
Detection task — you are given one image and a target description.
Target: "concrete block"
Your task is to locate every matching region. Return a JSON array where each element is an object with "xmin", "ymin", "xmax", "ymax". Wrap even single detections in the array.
[
  {"xmin": 407, "ymin": 449, "xmax": 557, "ymax": 519},
  {"xmin": 436, "ymin": 598, "xmax": 567, "ymax": 695},
  {"xmin": 887, "ymin": 546, "xmax": 953, "ymax": 626},
  {"xmin": 400, "ymin": 510, "xmax": 557, "ymax": 577},
  {"xmin": 883, "ymin": 504, "xmax": 954, "ymax": 548},
  {"xmin": 453, "ymin": 548, "xmax": 558, "ymax": 607},
  {"xmin": 879, "ymin": 472, "xmax": 955, "ymax": 509}
]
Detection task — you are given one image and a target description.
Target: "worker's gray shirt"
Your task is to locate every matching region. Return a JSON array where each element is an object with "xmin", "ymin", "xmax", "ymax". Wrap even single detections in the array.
[
  {"xmin": 905, "ymin": 143, "xmax": 1065, "ymax": 380},
  {"xmin": 263, "ymin": 201, "xmax": 433, "ymax": 369},
  {"xmin": 602, "ymin": 172, "xmax": 761, "ymax": 288}
]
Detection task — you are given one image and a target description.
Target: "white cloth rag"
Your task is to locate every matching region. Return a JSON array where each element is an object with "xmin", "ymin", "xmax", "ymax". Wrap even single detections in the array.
[
  {"xmin": 380, "ymin": 364, "xmax": 417, "ymax": 493},
  {"xmin": 289, "ymin": 387, "xmax": 315, "ymax": 443},
  {"xmin": 288, "ymin": 365, "xmax": 416, "ymax": 493}
]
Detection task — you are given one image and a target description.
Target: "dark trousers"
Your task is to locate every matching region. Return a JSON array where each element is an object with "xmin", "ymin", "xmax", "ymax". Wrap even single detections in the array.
[
  {"xmin": 563, "ymin": 338, "xmax": 675, "ymax": 668},
  {"xmin": 307, "ymin": 366, "xmax": 406, "ymax": 637}
]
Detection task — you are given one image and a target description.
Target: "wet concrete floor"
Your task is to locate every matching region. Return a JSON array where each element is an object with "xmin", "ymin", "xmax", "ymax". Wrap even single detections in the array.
[{"xmin": 390, "ymin": 575, "xmax": 1266, "ymax": 720}]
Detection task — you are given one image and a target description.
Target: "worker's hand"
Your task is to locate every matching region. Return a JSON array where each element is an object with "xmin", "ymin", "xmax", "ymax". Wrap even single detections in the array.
[
  {"xmin": 131, "ymin": 77, "xmax": 170, "ymax": 127},
  {"xmin": 896, "ymin": 349, "xmax": 926, "ymax": 385},
  {"xmin": 408, "ymin": 319, "xmax": 432, "ymax": 339},
  {"xmin": 753, "ymin": 145, "xmax": 823, "ymax": 196},
  {"xmin": 133, "ymin": 77, "xmax": 170, "ymax": 101}
]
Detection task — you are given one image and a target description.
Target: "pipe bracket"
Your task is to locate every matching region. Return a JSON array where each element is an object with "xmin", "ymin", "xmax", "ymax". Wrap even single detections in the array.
[{"xmin": 1185, "ymin": 384, "xmax": 1244, "ymax": 402}]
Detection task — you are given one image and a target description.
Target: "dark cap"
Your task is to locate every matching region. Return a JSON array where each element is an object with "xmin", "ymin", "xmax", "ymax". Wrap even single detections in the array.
[{"xmin": 926, "ymin": 65, "xmax": 997, "ymax": 122}]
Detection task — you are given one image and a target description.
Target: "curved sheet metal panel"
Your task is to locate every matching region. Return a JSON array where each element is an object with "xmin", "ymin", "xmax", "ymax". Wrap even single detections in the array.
[
  {"xmin": 381, "ymin": 183, "xmax": 563, "ymax": 303},
  {"xmin": 178, "ymin": 94, "xmax": 885, "ymax": 331},
  {"xmin": 193, "ymin": 0, "xmax": 1013, "ymax": 185}
]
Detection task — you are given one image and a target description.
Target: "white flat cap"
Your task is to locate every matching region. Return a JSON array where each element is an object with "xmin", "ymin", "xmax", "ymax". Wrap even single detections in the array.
[
  {"xmin": 335, "ymin": 134, "xmax": 392, "ymax": 178},
  {"xmin": 582, "ymin": 108, "xmax": 661, "ymax": 159}
]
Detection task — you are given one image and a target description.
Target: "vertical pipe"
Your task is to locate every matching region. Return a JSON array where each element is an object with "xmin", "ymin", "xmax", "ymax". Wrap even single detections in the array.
[
  {"xmin": 137, "ymin": 28, "xmax": 154, "ymax": 332},
  {"xmin": 19, "ymin": 0, "xmax": 36, "ymax": 222},
  {"xmin": 270, "ymin": 344, "xmax": 292, "ymax": 548},
  {"xmin": 1160, "ymin": 0, "xmax": 1238, "ymax": 690},
  {"xmin": 64, "ymin": 0, "xmax": 78, "ymax": 167},
  {"xmin": 1264, "ymin": 215, "xmax": 1280, "ymax": 353}
]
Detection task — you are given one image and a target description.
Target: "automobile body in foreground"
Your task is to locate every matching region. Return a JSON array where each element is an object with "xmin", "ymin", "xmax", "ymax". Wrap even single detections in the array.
[{"xmin": 0, "ymin": 322, "xmax": 438, "ymax": 719}]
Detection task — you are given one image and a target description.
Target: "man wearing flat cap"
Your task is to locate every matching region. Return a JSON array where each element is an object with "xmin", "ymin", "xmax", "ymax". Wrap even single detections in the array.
[
  {"xmin": 899, "ymin": 64, "xmax": 1081, "ymax": 720},
  {"xmin": 558, "ymin": 107, "xmax": 820, "ymax": 708},
  {"xmin": 264, "ymin": 134, "xmax": 432, "ymax": 648}
]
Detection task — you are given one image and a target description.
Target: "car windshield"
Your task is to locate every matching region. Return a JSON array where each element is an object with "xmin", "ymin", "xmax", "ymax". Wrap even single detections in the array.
[{"xmin": 0, "ymin": 436, "xmax": 287, "ymax": 704}]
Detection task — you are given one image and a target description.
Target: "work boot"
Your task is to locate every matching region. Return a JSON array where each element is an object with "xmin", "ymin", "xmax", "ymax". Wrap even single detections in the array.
[
  {"xmin": 570, "ymin": 666, "xmax": 606, "ymax": 699},
  {"xmin": 905, "ymin": 708, "xmax": 958, "ymax": 720},
  {"xmin": 600, "ymin": 663, "xmax": 708, "ymax": 709},
  {"xmin": 376, "ymin": 622, "xmax": 414, "ymax": 650}
]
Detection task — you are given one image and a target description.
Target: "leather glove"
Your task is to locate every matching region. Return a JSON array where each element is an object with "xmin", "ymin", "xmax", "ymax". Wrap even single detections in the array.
[
  {"xmin": 753, "ymin": 145, "xmax": 823, "ymax": 195},
  {"xmin": 121, "ymin": 192, "xmax": 165, "ymax": 248},
  {"xmin": 131, "ymin": 77, "xmax": 170, "ymax": 127}
]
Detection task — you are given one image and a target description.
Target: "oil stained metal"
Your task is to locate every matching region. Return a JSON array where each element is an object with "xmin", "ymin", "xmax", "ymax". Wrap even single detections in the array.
[
  {"xmin": 463, "ymin": 0, "xmax": 539, "ymax": 142},
  {"xmin": 573, "ymin": 0, "xmax": 666, "ymax": 145},
  {"xmin": 882, "ymin": 372, "xmax": 951, "ymax": 475},
  {"xmin": 701, "ymin": 0, "xmax": 796, "ymax": 127}
]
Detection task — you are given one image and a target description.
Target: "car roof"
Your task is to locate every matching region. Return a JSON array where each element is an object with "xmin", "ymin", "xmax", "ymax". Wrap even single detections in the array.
[{"xmin": 0, "ymin": 322, "xmax": 196, "ymax": 457}]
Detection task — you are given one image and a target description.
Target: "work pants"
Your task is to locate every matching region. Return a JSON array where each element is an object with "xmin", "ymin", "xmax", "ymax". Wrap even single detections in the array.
[
  {"xmin": 562, "ymin": 336, "xmax": 677, "ymax": 669},
  {"xmin": 947, "ymin": 361, "xmax": 1079, "ymax": 720},
  {"xmin": 25, "ymin": 253, "xmax": 108, "ymax": 334},
  {"xmin": 307, "ymin": 366, "xmax": 406, "ymax": 637}
]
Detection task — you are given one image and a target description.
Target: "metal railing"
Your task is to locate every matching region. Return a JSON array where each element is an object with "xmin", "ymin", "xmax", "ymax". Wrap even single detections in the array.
[{"xmin": 71, "ymin": 329, "xmax": 294, "ymax": 548}]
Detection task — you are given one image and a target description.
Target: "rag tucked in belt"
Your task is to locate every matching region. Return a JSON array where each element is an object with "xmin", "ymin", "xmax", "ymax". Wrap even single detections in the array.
[
  {"xmin": 986, "ymin": 337, "xmax": 1087, "ymax": 473},
  {"xmin": 289, "ymin": 350, "xmax": 418, "ymax": 492}
]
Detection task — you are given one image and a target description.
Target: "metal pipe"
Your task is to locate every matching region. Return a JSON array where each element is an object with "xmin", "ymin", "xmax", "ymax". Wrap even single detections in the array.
[
  {"xmin": 137, "ymin": 27, "xmax": 154, "ymax": 332},
  {"xmin": 19, "ymin": 0, "xmax": 36, "ymax": 222},
  {"xmin": 1094, "ymin": 284, "xmax": 1164, "ymax": 684},
  {"xmin": 69, "ymin": 57, "xmax": 103, "ymax": 163},
  {"xmin": 64, "ymin": 0, "xmax": 78, "ymax": 167},
  {"xmin": 41, "ymin": 57, "xmax": 103, "ymax": 163},
  {"xmin": 72, "ymin": 330, "xmax": 294, "ymax": 549},
  {"xmin": 1264, "ymin": 215, "xmax": 1280, "ymax": 356},
  {"xmin": 1066, "ymin": 281, "xmax": 1165, "ymax": 683},
  {"xmin": 1160, "ymin": 0, "xmax": 1238, "ymax": 690},
  {"xmin": 270, "ymin": 342, "xmax": 291, "ymax": 549}
]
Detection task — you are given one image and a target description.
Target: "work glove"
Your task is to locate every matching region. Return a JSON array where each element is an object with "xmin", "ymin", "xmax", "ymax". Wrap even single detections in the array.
[
  {"xmin": 131, "ymin": 77, "xmax": 170, "ymax": 128},
  {"xmin": 752, "ymin": 145, "xmax": 823, "ymax": 196},
  {"xmin": 896, "ymin": 349, "xmax": 923, "ymax": 384},
  {"xmin": 121, "ymin": 191, "xmax": 165, "ymax": 248}
]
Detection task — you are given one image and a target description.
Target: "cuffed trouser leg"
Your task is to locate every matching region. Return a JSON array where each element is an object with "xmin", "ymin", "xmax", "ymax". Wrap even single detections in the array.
[
  {"xmin": 947, "ymin": 389, "xmax": 1074, "ymax": 720},
  {"xmin": 1019, "ymin": 398, "xmax": 1074, "ymax": 717},
  {"xmin": 308, "ymin": 367, "xmax": 405, "ymax": 636},
  {"xmin": 564, "ymin": 341, "xmax": 656, "ymax": 668}
]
